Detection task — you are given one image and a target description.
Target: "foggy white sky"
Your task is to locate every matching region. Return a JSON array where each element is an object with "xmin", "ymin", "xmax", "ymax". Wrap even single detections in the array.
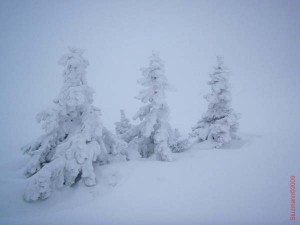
[{"xmin": 1, "ymin": 0, "xmax": 300, "ymax": 156}]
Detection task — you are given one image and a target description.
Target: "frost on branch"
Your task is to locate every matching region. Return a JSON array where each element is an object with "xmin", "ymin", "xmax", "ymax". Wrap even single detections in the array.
[
  {"xmin": 190, "ymin": 56, "xmax": 239, "ymax": 148},
  {"xmin": 133, "ymin": 51, "xmax": 173, "ymax": 161},
  {"xmin": 22, "ymin": 47, "xmax": 126, "ymax": 201}
]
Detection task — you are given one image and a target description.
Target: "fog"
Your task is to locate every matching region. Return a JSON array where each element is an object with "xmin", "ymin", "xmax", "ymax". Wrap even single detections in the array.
[{"xmin": 1, "ymin": 0, "xmax": 300, "ymax": 157}]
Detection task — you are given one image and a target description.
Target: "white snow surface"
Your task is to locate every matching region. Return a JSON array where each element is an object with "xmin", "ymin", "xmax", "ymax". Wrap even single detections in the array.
[{"xmin": 0, "ymin": 132, "xmax": 299, "ymax": 225}]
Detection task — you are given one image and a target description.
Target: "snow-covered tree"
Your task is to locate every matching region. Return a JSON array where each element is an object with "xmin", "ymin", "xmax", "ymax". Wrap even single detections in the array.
[
  {"xmin": 120, "ymin": 124, "xmax": 141, "ymax": 143},
  {"xmin": 22, "ymin": 47, "xmax": 126, "ymax": 201},
  {"xmin": 169, "ymin": 128, "xmax": 190, "ymax": 153},
  {"xmin": 133, "ymin": 51, "xmax": 173, "ymax": 161},
  {"xmin": 115, "ymin": 110, "xmax": 132, "ymax": 136},
  {"xmin": 190, "ymin": 56, "xmax": 239, "ymax": 148},
  {"xmin": 169, "ymin": 128, "xmax": 181, "ymax": 147}
]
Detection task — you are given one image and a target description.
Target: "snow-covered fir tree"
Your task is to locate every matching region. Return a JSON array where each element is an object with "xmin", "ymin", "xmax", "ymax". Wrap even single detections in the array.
[
  {"xmin": 22, "ymin": 47, "xmax": 126, "ymax": 201},
  {"xmin": 190, "ymin": 56, "xmax": 239, "ymax": 148},
  {"xmin": 133, "ymin": 51, "xmax": 173, "ymax": 161},
  {"xmin": 115, "ymin": 109, "xmax": 132, "ymax": 136}
]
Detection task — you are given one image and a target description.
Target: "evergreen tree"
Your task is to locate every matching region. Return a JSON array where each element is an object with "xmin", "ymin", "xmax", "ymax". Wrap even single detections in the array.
[
  {"xmin": 22, "ymin": 47, "xmax": 126, "ymax": 201},
  {"xmin": 169, "ymin": 128, "xmax": 190, "ymax": 153},
  {"xmin": 133, "ymin": 51, "xmax": 172, "ymax": 161},
  {"xmin": 190, "ymin": 56, "xmax": 239, "ymax": 148},
  {"xmin": 115, "ymin": 109, "xmax": 132, "ymax": 135}
]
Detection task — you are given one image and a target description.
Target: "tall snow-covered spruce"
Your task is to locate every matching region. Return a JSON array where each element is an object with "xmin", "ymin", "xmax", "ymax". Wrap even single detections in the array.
[
  {"xmin": 190, "ymin": 56, "xmax": 239, "ymax": 148},
  {"xmin": 133, "ymin": 51, "xmax": 173, "ymax": 161},
  {"xmin": 22, "ymin": 48, "xmax": 126, "ymax": 201}
]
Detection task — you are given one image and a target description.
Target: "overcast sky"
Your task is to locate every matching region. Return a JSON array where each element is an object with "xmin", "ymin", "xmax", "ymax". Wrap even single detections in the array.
[{"xmin": 1, "ymin": 0, "xmax": 300, "ymax": 156}]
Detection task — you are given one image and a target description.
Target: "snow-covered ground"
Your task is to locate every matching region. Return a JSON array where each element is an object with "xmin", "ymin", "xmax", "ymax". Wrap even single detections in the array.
[{"xmin": 0, "ymin": 132, "xmax": 298, "ymax": 225}]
